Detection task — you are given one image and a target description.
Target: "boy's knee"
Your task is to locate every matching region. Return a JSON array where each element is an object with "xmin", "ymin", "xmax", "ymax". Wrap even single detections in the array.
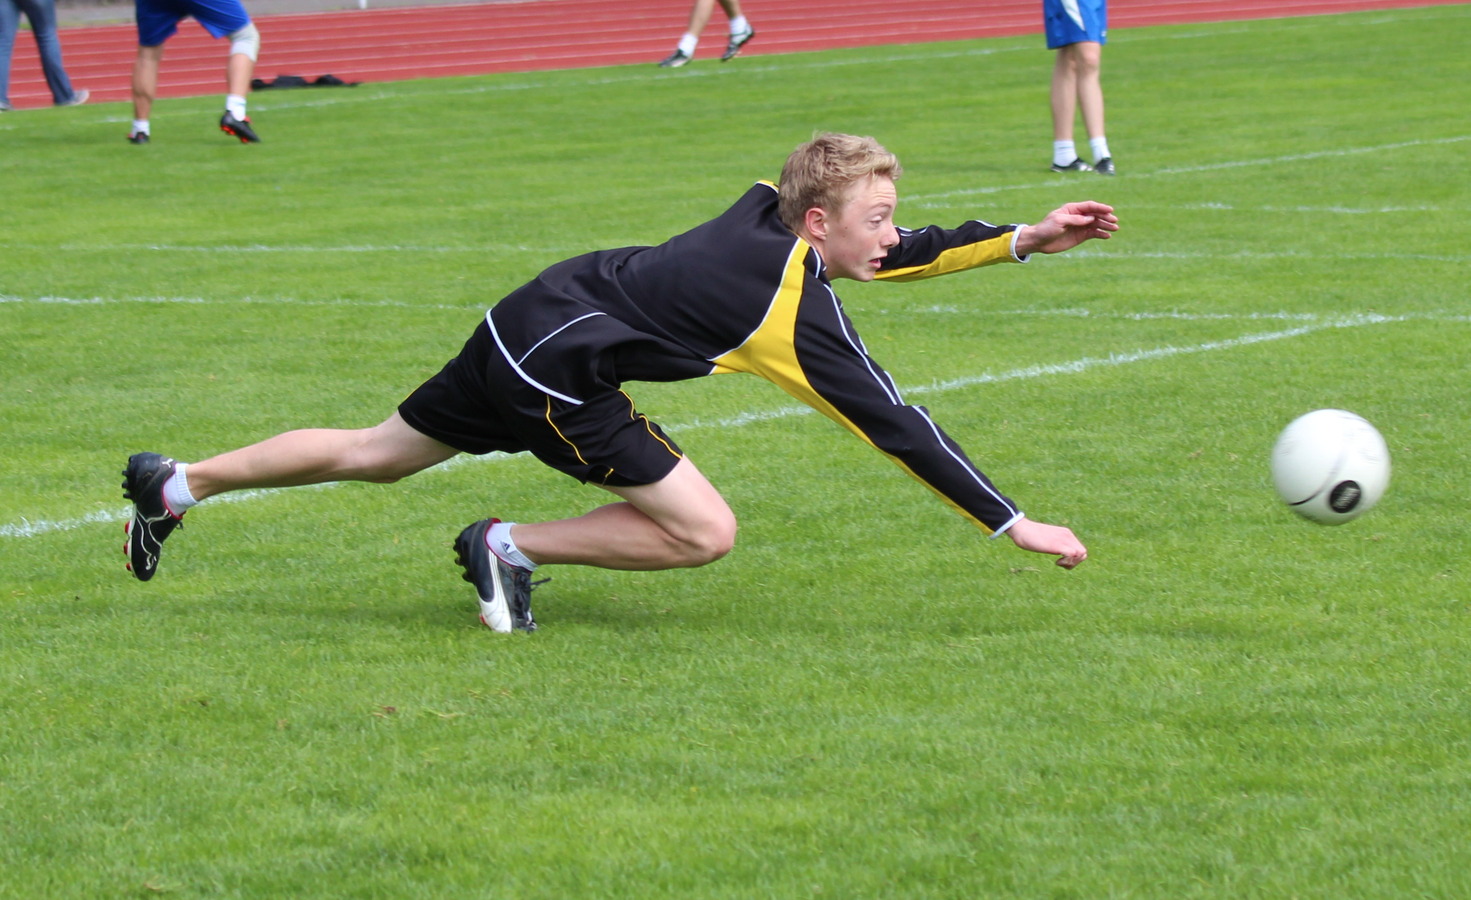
[
  {"xmin": 673, "ymin": 513, "xmax": 736, "ymax": 567},
  {"xmin": 661, "ymin": 508, "xmax": 735, "ymax": 564},
  {"xmin": 693, "ymin": 517, "xmax": 737, "ymax": 564}
]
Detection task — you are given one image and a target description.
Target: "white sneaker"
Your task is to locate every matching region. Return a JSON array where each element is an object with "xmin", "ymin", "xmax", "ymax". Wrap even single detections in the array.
[{"xmin": 454, "ymin": 519, "xmax": 541, "ymax": 632}]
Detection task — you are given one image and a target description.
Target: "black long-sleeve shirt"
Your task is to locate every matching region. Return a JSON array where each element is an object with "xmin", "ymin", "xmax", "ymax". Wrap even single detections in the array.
[{"xmin": 486, "ymin": 181, "xmax": 1028, "ymax": 534}]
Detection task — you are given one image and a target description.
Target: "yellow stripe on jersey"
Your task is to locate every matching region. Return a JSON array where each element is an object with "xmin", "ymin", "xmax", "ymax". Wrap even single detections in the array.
[
  {"xmin": 875, "ymin": 233, "xmax": 1017, "ymax": 282},
  {"xmin": 709, "ymin": 240, "xmax": 811, "ymax": 387},
  {"xmin": 711, "ymin": 239, "xmax": 877, "ymax": 436},
  {"xmin": 711, "ymin": 241, "xmax": 999, "ymax": 535}
]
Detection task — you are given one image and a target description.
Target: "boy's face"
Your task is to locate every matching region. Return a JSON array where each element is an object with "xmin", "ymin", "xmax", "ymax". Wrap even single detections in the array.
[{"xmin": 819, "ymin": 175, "xmax": 900, "ymax": 282}]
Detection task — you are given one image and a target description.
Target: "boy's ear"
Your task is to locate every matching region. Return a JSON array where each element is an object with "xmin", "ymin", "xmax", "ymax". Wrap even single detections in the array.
[{"xmin": 803, "ymin": 206, "xmax": 829, "ymax": 241}]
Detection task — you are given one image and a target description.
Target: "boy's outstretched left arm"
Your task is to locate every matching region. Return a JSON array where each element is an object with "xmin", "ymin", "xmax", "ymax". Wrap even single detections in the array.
[{"xmin": 1014, "ymin": 201, "xmax": 1119, "ymax": 256}]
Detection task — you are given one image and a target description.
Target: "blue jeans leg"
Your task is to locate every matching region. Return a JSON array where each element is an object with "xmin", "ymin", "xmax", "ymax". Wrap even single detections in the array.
[
  {"xmin": 0, "ymin": 0, "xmax": 18, "ymax": 106},
  {"xmin": 12, "ymin": 0, "xmax": 78, "ymax": 104}
]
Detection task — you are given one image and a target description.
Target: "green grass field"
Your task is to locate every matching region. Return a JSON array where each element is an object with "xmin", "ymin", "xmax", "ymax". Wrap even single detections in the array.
[{"xmin": 4, "ymin": 5, "xmax": 1470, "ymax": 897}]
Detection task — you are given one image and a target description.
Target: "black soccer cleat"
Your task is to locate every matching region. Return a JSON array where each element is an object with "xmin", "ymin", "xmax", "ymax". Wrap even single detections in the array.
[
  {"xmin": 658, "ymin": 49, "xmax": 691, "ymax": 68},
  {"xmin": 1050, "ymin": 157, "xmax": 1093, "ymax": 173},
  {"xmin": 122, "ymin": 452, "xmax": 184, "ymax": 581},
  {"xmin": 721, "ymin": 27, "xmax": 754, "ymax": 61},
  {"xmin": 219, "ymin": 111, "xmax": 261, "ymax": 143},
  {"xmin": 1094, "ymin": 157, "xmax": 1116, "ymax": 175},
  {"xmin": 127, "ymin": 131, "xmax": 150, "ymax": 145},
  {"xmin": 454, "ymin": 519, "xmax": 543, "ymax": 633}
]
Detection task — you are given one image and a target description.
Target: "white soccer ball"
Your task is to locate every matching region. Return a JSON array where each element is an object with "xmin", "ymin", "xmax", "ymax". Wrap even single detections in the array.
[{"xmin": 1270, "ymin": 409, "xmax": 1390, "ymax": 525}]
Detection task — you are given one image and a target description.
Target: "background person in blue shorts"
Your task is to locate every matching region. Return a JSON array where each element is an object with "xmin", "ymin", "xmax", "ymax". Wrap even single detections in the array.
[
  {"xmin": 1044, "ymin": 0, "xmax": 1114, "ymax": 175},
  {"xmin": 128, "ymin": 0, "xmax": 262, "ymax": 144}
]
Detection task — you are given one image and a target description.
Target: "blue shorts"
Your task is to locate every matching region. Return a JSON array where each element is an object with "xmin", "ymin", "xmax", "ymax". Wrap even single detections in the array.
[
  {"xmin": 136, "ymin": 0, "xmax": 251, "ymax": 46},
  {"xmin": 1044, "ymin": 0, "xmax": 1106, "ymax": 49}
]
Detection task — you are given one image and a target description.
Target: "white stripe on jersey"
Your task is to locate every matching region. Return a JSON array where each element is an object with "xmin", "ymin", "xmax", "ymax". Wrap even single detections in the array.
[
  {"xmin": 911, "ymin": 406, "xmax": 1021, "ymax": 522},
  {"xmin": 485, "ymin": 310, "xmax": 593, "ymax": 406},
  {"xmin": 822, "ymin": 282, "xmax": 903, "ymax": 406}
]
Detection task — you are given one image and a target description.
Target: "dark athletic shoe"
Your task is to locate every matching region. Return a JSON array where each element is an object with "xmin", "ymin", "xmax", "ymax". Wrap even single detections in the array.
[
  {"xmin": 220, "ymin": 111, "xmax": 261, "ymax": 143},
  {"xmin": 454, "ymin": 519, "xmax": 541, "ymax": 633},
  {"xmin": 1094, "ymin": 157, "xmax": 1116, "ymax": 175},
  {"xmin": 127, "ymin": 130, "xmax": 150, "ymax": 144},
  {"xmin": 721, "ymin": 28, "xmax": 754, "ymax": 61},
  {"xmin": 122, "ymin": 452, "xmax": 184, "ymax": 581},
  {"xmin": 658, "ymin": 49, "xmax": 691, "ymax": 68},
  {"xmin": 1050, "ymin": 157, "xmax": 1093, "ymax": 173}
]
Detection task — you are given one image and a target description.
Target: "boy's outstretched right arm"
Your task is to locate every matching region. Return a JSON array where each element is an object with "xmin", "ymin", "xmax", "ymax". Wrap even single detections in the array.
[{"xmin": 1013, "ymin": 201, "xmax": 1119, "ymax": 256}]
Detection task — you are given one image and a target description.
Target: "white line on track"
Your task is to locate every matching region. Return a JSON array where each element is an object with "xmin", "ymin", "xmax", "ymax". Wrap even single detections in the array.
[{"xmin": 4, "ymin": 309, "xmax": 1444, "ymax": 540}]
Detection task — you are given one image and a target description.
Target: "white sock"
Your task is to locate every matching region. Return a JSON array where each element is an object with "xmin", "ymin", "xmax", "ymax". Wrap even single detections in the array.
[
  {"xmin": 487, "ymin": 520, "xmax": 537, "ymax": 571},
  {"xmin": 677, "ymin": 33, "xmax": 698, "ymax": 56},
  {"xmin": 226, "ymin": 94, "xmax": 248, "ymax": 119},
  {"xmin": 1053, "ymin": 140, "xmax": 1077, "ymax": 166},
  {"xmin": 1089, "ymin": 136, "xmax": 1111, "ymax": 162},
  {"xmin": 131, "ymin": 119, "xmax": 150, "ymax": 136},
  {"xmin": 162, "ymin": 463, "xmax": 199, "ymax": 516},
  {"xmin": 730, "ymin": 15, "xmax": 750, "ymax": 34}
]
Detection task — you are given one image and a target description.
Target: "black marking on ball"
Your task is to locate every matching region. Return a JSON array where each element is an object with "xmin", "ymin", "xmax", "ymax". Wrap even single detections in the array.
[{"xmin": 1329, "ymin": 480, "xmax": 1362, "ymax": 513}]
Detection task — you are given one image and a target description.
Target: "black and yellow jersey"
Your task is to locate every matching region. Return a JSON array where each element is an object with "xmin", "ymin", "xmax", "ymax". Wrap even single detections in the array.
[{"xmin": 486, "ymin": 181, "xmax": 1029, "ymax": 534}]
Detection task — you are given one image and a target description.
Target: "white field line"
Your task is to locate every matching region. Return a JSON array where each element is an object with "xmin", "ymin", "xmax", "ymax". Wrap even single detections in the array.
[
  {"xmin": 907, "ymin": 135, "xmax": 1471, "ymax": 207},
  {"xmin": 2, "ymin": 182, "xmax": 1465, "ymax": 263},
  {"xmin": 1057, "ymin": 248, "xmax": 1470, "ymax": 264},
  {"xmin": 5, "ymin": 244, "xmax": 1467, "ymax": 265},
  {"xmin": 1, "ymin": 310, "xmax": 1429, "ymax": 540},
  {"xmin": 0, "ymin": 293, "xmax": 481, "ymax": 313},
  {"xmin": 4, "ymin": 240, "xmax": 1468, "ymax": 261},
  {"xmin": 1169, "ymin": 203, "xmax": 1444, "ymax": 214},
  {"xmin": 992, "ymin": 309, "xmax": 1471, "ymax": 324},
  {"xmin": 49, "ymin": 243, "xmax": 563, "ymax": 254},
  {"xmin": 3, "ymin": 128, "xmax": 1463, "ymax": 259}
]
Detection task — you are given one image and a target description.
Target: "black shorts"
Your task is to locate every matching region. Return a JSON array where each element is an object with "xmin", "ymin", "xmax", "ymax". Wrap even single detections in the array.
[{"xmin": 398, "ymin": 320, "xmax": 683, "ymax": 487}]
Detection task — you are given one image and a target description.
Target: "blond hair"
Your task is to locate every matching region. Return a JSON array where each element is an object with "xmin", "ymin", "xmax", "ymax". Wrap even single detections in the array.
[{"xmin": 777, "ymin": 133, "xmax": 903, "ymax": 232}]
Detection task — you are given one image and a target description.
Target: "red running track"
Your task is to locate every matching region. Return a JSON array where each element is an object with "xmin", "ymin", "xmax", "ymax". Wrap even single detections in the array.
[{"xmin": 4, "ymin": 0, "xmax": 1462, "ymax": 109}]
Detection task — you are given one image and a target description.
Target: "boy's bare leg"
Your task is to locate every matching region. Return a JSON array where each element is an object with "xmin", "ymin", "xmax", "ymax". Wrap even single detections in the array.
[
  {"xmin": 511, "ymin": 456, "xmax": 737, "ymax": 570},
  {"xmin": 185, "ymin": 412, "xmax": 459, "ymax": 500}
]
